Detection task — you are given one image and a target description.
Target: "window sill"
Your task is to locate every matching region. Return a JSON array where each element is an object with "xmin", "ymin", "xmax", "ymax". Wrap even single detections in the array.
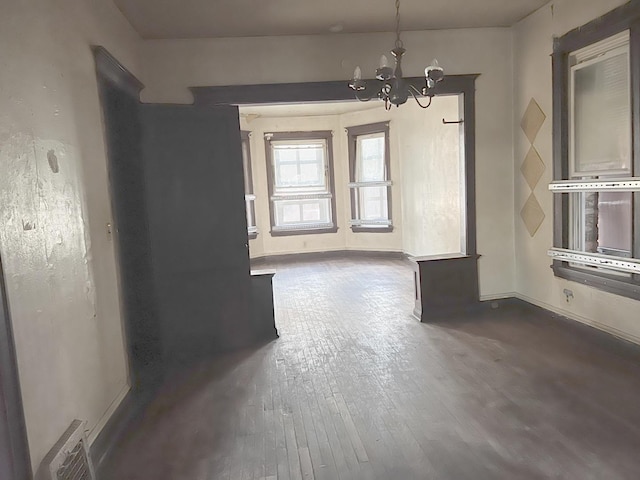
[
  {"xmin": 351, "ymin": 226, "xmax": 394, "ymax": 233},
  {"xmin": 270, "ymin": 226, "xmax": 338, "ymax": 237},
  {"xmin": 551, "ymin": 261, "xmax": 640, "ymax": 301}
]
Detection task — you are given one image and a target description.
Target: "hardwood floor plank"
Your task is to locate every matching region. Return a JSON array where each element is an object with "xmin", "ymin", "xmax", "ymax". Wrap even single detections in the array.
[
  {"xmin": 298, "ymin": 447, "xmax": 314, "ymax": 480},
  {"xmin": 102, "ymin": 255, "xmax": 640, "ymax": 480},
  {"xmin": 332, "ymin": 394, "xmax": 369, "ymax": 463}
]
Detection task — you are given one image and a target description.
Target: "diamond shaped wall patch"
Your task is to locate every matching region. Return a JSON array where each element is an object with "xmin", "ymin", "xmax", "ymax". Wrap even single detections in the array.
[
  {"xmin": 521, "ymin": 98, "xmax": 546, "ymax": 144},
  {"xmin": 520, "ymin": 193, "xmax": 545, "ymax": 237},
  {"xmin": 520, "ymin": 146, "xmax": 546, "ymax": 190}
]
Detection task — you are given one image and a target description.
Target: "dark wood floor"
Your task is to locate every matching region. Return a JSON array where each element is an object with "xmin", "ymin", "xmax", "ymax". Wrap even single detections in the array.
[{"xmin": 103, "ymin": 256, "xmax": 640, "ymax": 480}]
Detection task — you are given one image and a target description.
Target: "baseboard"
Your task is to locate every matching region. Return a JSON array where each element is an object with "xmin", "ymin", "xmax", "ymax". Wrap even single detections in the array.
[
  {"xmin": 480, "ymin": 292, "xmax": 517, "ymax": 302},
  {"xmin": 88, "ymin": 383, "xmax": 130, "ymax": 446},
  {"xmin": 89, "ymin": 384, "xmax": 158, "ymax": 475},
  {"xmin": 514, "ymin": 292, "xmax": 640, "ymax": 346},
  {"xmin": 480, "ymin": 290, "xmax": 640, "ymax": 346},
  {"xmin": 250, "ymin": 249, "xmax": 406, "ymax": 265},
  {"xmin": 249, "ymin": 247, "xmax": 345, "ymax": 260}
]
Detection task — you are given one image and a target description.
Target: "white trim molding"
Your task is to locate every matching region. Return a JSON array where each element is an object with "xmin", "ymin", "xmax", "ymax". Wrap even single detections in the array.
[
  {"xmin": 548, "ymin": 248, "xmax": 640, "ymax": 274},
  {"xmin": 549, "ymin": 177, "xmax": 640, "ymax": 192}
]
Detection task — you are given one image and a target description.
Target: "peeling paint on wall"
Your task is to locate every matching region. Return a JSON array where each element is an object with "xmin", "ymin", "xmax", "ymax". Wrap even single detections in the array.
[
  {"xmin": 22, "ymin": 220, "xmax": 36, "ymax": 231},
  {"xmin": 47, "ymin": 150, "xmax": 59, "ymax": 173}
]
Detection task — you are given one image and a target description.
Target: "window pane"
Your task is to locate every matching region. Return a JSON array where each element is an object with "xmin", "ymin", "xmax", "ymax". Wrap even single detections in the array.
[
  {"xmin": 274, "ymin": 198, "xmax": 331, "ymax": 227},
  {"xmin": 246, "ymin": 198, "xmax": 256, "ymax": 231},
  {"xmin": 276, "ymin": 148, "xmax": 297, "ymax": 163},
  {"xmin": 356, "ymin": 134, "xmax": 385, "ymax": 182},
  {"xmin": 299, "ymin": 163, "xmax": 322, "ymax": 184},
  {"xmin": 597, "ymin": 191, "xmax": 633, "ymax": 255},
  {"xmin": 281, "ymin": 203, "xmax": 301, "ymax": 224},
  {"xmin": 241, "ymin": 140, "xmax": 252, "ymax": 193},
  {"xmin": 273, "ymin": 143, "xmax": 326, "ymax": 189},
  {"xmin": 570, "ymin": 191, "xmax": 632, "ymax": 257},
  {"xmin": 572, "ymin": 47, "xmax": 631, "ymax": 175},
  {"xmin": 357, "ymin": 186, "xmax": 388, "ymax": 221},
  {"xmin": 277, "ymin": 164, "xmax": 299, "ymax": 186},
  {"xmin": 298, "ymin": 146, "xmax": 322, "ymax": 162},
  {"xmin": 302, "ymin": 202, "xmax": 321, "ymax": 222}
]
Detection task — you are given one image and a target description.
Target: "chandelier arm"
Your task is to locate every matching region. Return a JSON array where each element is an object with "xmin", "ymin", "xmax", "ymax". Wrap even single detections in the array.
[
  {"xmin": 354, "ymin": 90, "xmax": 375, "ymax": 102},
  {"xmin": 408, "ymin": 83, "xmax": 424, "ymax": 96},
  {"xmin": 408, "ymin": 87, "xmax": 433, "ymax": 109}
]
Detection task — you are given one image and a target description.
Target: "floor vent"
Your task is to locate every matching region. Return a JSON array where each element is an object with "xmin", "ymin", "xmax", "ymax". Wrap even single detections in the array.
[{"xmin": 42, "ymin": 420, "xmax": 96, "ymax": 480}]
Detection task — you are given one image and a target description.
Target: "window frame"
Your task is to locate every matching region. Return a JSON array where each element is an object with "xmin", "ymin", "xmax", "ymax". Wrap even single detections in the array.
[
  {"xmin": 346, "ymin": 122, "xmax": 393, "ymax": 233},
  {"xmin": 241, "ymin": 131, "xmax": 258, "ymax": 240},
  {"xmin": 551, "ymin": 2, "xmax": 640, "ymax": 300},
  {"xmin": 264, "ymin": 130, "xmax": 338, "ymax": 236}
]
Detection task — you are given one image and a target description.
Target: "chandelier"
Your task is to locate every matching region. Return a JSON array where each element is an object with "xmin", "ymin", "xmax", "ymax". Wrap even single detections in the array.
[{"xmin": 348, "ymin": 0, "xmax": 444, "ymax": 110}]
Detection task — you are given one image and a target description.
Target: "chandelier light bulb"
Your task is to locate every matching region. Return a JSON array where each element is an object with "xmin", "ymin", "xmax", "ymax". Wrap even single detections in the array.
[
  {"xmin": 353, "ymin": 66, "xmax": 362, "ymax": 81},
  {"xmin": 425, "ymin": 59, "xmax": 440, "ymax": 77},
  {"xmin": 379, "ymin": 55, "xmax": 389, "ymax": 69}
]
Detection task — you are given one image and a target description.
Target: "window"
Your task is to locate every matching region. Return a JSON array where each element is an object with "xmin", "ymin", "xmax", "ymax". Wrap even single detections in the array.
[
  {"xmin": 346, "ymin": 122, "xmax": 392, "ymax": 232},
  {"xmin": 241, "ymin": 131, "xmax": 258, "ymax": 239},
  {"xmin": 264, "ymin": 131, "xmax": 337, "ymax": 235},
  {"xmin": 551, "ymin": 4, "xmax": 640, "ymax": 300}
]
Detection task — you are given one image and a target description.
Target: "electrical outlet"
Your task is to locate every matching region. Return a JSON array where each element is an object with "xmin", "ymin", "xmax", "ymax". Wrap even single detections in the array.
[{"xmin": 563, "ymin": 288, "xmax": 574, "ymax": 303}]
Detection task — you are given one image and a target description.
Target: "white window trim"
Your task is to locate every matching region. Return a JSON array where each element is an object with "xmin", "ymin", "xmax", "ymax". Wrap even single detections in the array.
[
  {"xmin": 549, "ymin": 178, "xmax": 640, "ymax": 192},
  {"xmin": 548, "ymin": 248, "xmax": 640, "ymax": 275}
]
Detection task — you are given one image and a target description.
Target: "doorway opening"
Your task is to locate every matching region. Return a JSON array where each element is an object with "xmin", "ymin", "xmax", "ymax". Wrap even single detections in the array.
[
  {"xmin": 191, "ymin": 74, "xmax": 478, "ymax": 261},
  {"xmin": 191, "ymin": 75, "xmax": 478, "ymax": 325}
]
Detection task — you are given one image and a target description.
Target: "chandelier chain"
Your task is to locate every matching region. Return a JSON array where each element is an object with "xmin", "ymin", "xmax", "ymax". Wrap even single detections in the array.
[{"xmin": 395, "ymin": 0, "xmax": 403, "ymax": 48}]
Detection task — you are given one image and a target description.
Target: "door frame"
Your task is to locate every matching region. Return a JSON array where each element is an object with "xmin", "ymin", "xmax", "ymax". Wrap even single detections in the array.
[
  {"xmin": 190, "ymin": 74, "xmax": 479, "ymax": 256},
  {"xmin": 0, "ymin": 253, "xmax": 32, "ymax": 479}
]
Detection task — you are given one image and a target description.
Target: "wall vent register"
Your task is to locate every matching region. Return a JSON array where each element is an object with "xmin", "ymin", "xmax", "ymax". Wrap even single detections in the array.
[{"xmin": 42, "ymin": 420, "xmax": 96, "ymax": 480}]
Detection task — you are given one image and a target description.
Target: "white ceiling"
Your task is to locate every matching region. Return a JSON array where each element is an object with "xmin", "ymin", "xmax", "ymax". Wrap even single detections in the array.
[
  {"xmin": 239, "ymin": 101, "xmax": 382, "ymax": 119},
  {"xmin": 112, "ymin": 0, "xmax": 549, "ymax": 39}
]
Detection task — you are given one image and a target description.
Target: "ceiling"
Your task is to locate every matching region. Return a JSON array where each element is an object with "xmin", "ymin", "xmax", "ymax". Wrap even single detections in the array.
[
  {"xmin": 239, "ymin": 102, "xmax": 382, "ymax": 119},
  {"xmin": 112, "ymin": 0, "xmax": 549, "ymax": 39}
]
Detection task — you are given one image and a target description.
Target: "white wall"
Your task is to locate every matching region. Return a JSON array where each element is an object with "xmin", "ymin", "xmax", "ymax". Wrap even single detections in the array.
[
  {"xmin": 512, "ymin": 0, "xmax": 640, "ymax": 343},
  {"xmin": 141, "ymin": 27, "xmax": 516, "ymax": 297},
  {"xmin": 394, "ymin": 96, "xmax": 463, "ymax": 256},
  {"xmin": 0, "ymin": 0, "xmax": 139, "ymax": 471}
]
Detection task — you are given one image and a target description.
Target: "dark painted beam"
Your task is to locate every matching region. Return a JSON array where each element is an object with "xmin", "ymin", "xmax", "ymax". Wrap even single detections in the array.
[
  {"xmin": 190, "ymin": 75, "xmax": 478, "ymax": 106},
  {"xmin": 92, "ymin": 46, "xmax": 144, "ymax": 98}
]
